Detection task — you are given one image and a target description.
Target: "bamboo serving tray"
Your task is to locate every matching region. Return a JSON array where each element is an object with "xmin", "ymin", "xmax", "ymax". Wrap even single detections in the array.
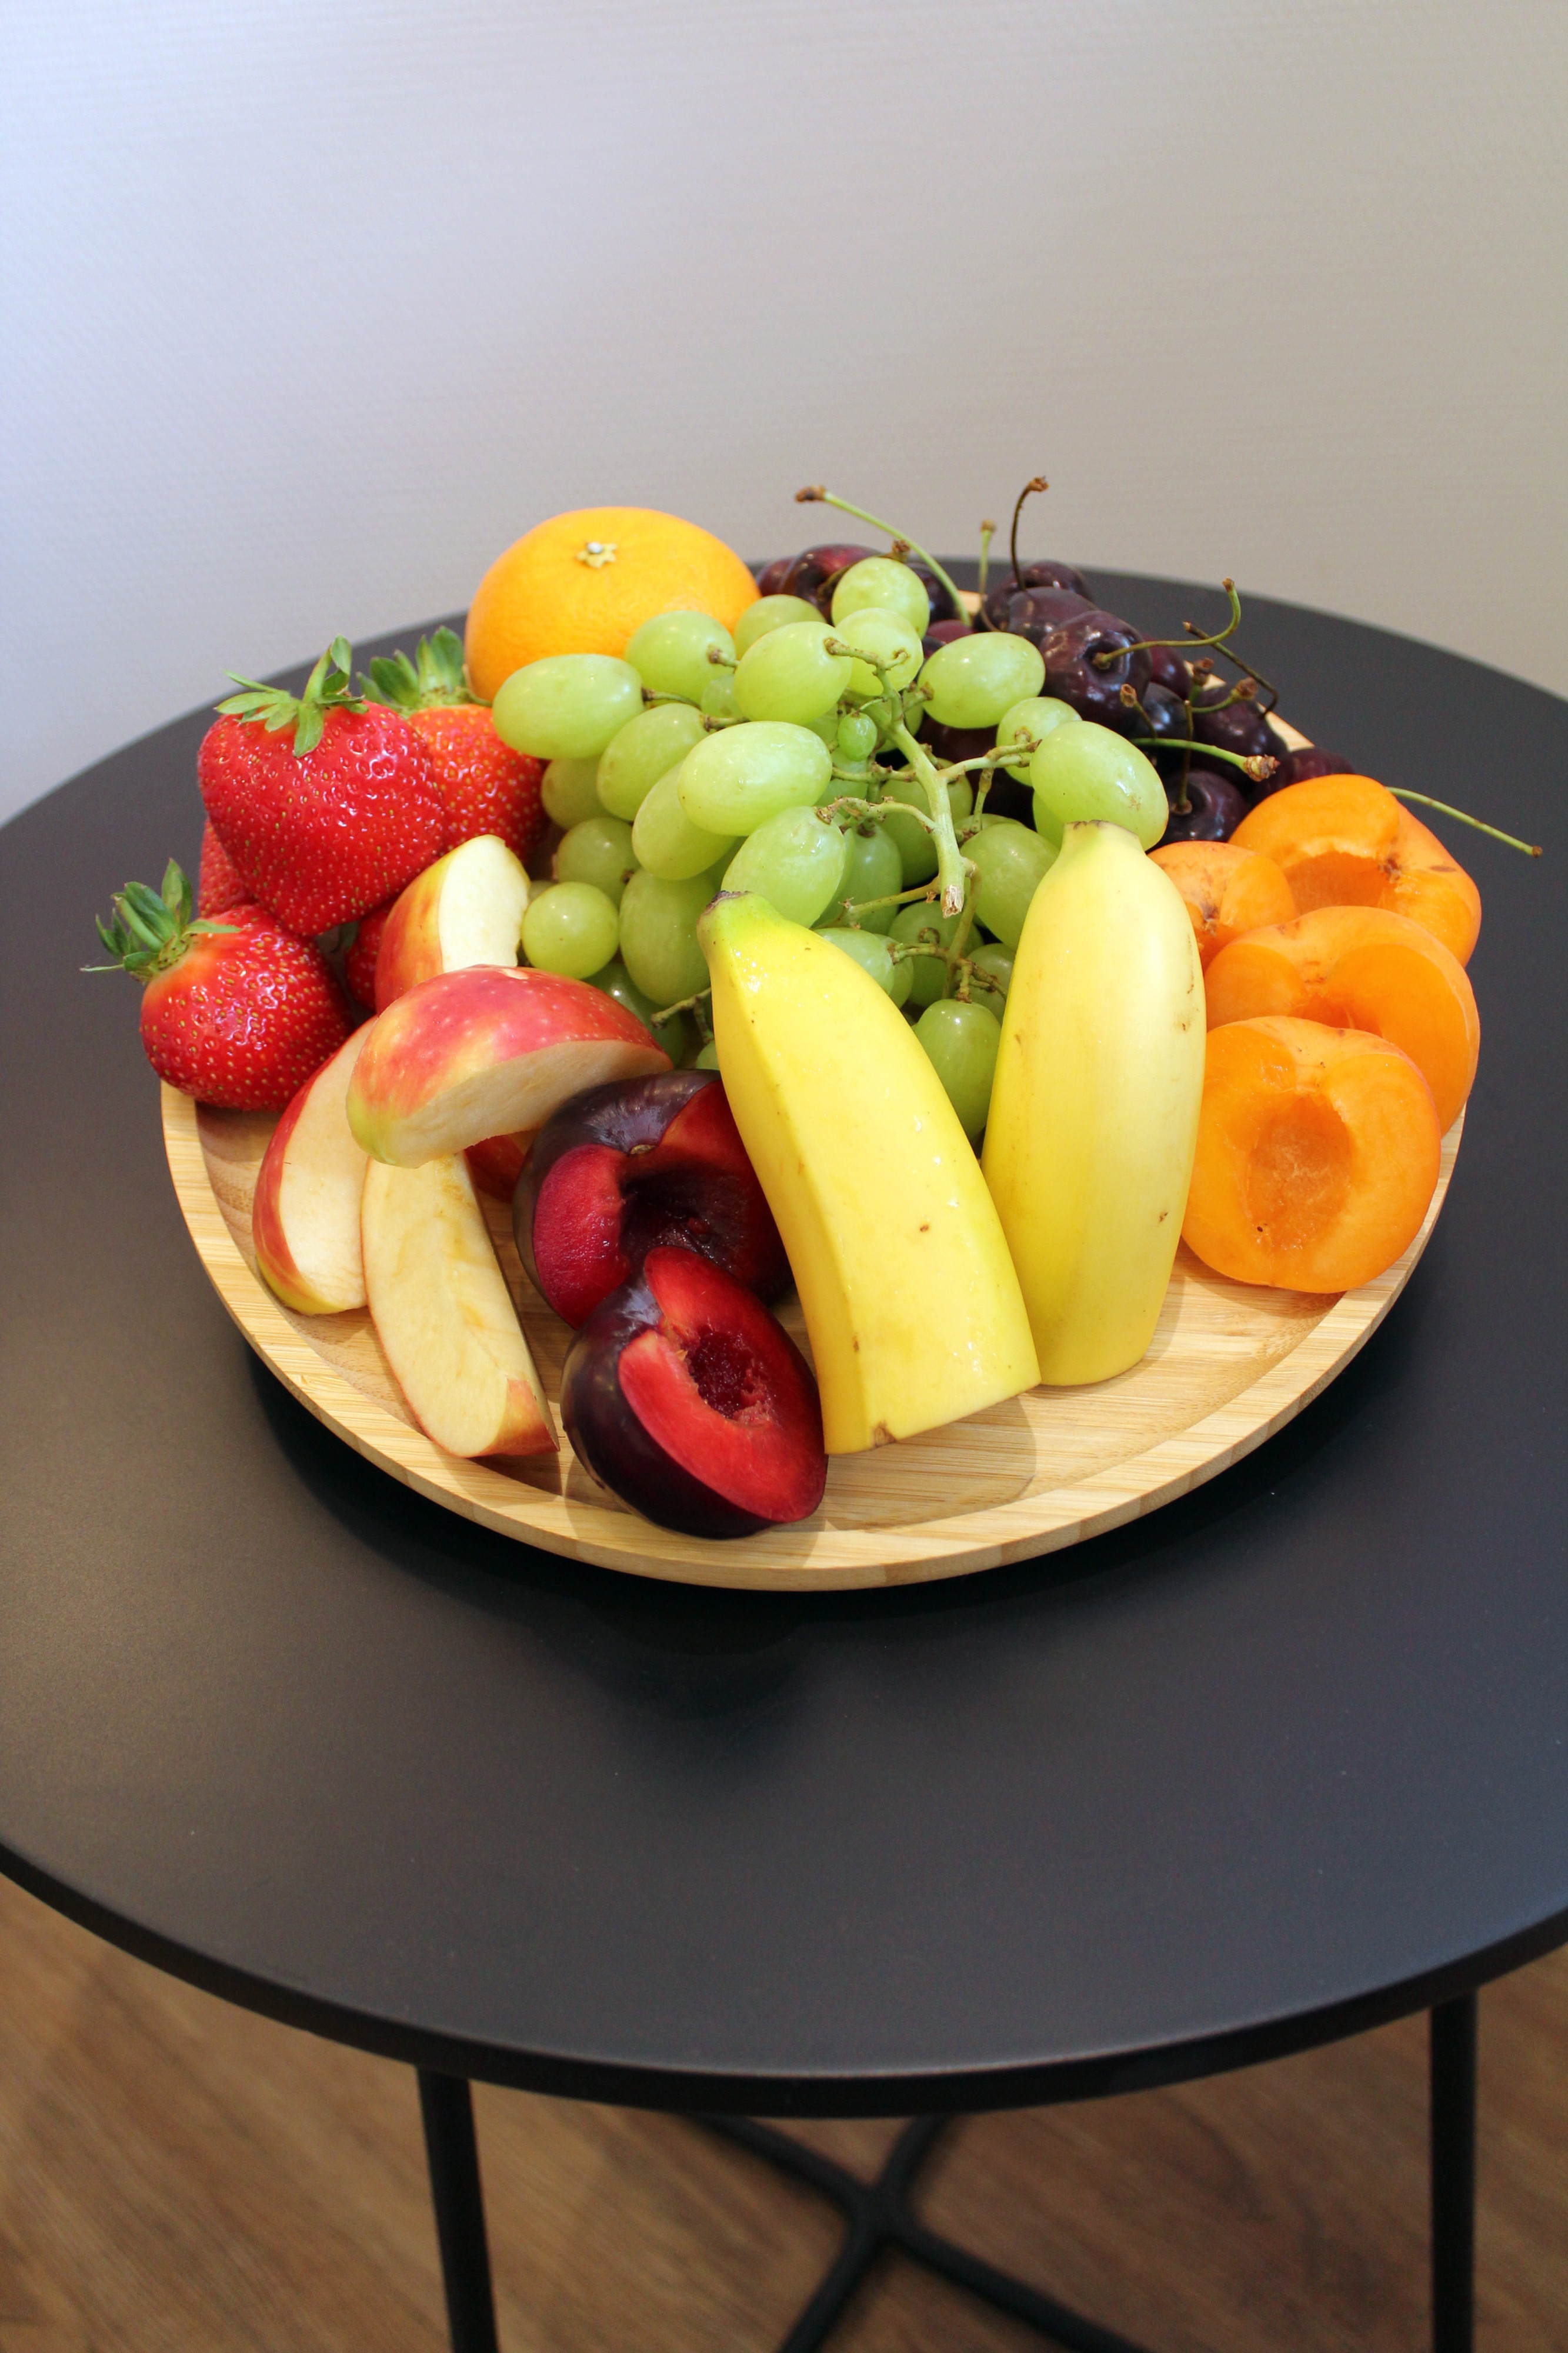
[{"xmin": 162, "ymin": 1084, "xmax": 1460, "ymax": 1591}]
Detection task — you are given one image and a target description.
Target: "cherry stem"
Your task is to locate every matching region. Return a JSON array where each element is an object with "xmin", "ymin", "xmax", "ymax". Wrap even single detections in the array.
[
  {"xmin": 1095, "ymin": 580, "xmax": 1243, "ymax": 671},
  {"xmin": 1129, "ymin": 737, "xmax": 1279, "ymax": 784},
  {"xmin": 977, "ymin": 520, "xmax": 996, "ymax": 603},
  {"xmin": 795, "ymin": 486, "xmax": 970, "ymax": 639},
  {"xmin": 1389, "ymin": 790, "xmax": 1542, "ymax": 858},
  {"xmin": 1009, "ymin": 476, "xmax": 1049, "ymax": 588}
]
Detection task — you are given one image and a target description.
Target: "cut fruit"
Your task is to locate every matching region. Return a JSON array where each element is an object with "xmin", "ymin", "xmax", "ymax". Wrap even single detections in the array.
[
  {"xmin": 515, "ymin": 1069, "xmax": 787, "ymax": 1327},
  {"xmin": 1149, "ymin": 839, "xmax": 1297, "ymax": 968},
  {"xmin": 1183, "ymin": 1015, "xmax": 1440, "ymax": 1292},
  {"xmin": 1231, "ymin": 775, "xmax": 1482, "ymax": 965},
  {"xmin": 561, "ymin": 1245, "xmax": 825, "ymax": 1537},
  {"xmin": 373, "ymin": 833, "xmax": 531, "ymax": 1009},
  {"xmin": 1203, "ymin": 905, "xmax": 1479, "ymax": 1132},
  {"xmin": 346, "ymin": 964, "xmax": 669, "ymax": 1166},
  {"xmin": 465, "ymin": 1131, "xmax": 535, "ymax": 1201},
  {"xmin": 253, "ymin": 1027, "xmax": 373, "ymax": 1314},
  {"xmin": 361, "ymin": 1152, "xmax": 556, "ymax": 1458}
]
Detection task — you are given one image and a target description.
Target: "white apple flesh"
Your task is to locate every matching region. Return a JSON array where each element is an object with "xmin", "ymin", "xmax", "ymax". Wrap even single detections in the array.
[
  {"xmin": 253, "ymin": 1026, "xmax": 373, "ymax": 1314},
  {"xmin": 374, "ymin": 833, "xmax": 532, "ymax": 1009},
  {"xmin": 361, "ymin": 1152, "xmax": 557, "ymax": 1458}
]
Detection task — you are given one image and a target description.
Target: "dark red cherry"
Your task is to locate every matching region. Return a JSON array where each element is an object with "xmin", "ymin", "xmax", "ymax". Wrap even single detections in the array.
[
  {"xmin": 753, "ymin": 556, "xmax": 793, "ymax": 596},
  {"xmin": 1159, "ymin": 768, "xmax": 1249, "ymax": 843},
  {"xmin": 779, "ymin": 543, "xmax": 879, "ymax": 616},
  {"xmin": 980, "ymin": 559, "xmax": 1090, "ymax": 631}
]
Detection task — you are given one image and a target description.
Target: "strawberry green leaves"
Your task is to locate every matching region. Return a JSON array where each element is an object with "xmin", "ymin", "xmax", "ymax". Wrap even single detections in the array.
[
  {"xmin": 361, "ymin": 626, "xmax": 479, "ymax": 713},
  {"xmin": 86, "ymin": 859, "xmax": 236, "ymax": 979},
  {"xmin": 218, "ymin": 637, "xmax": 362, "ymax": 756}
]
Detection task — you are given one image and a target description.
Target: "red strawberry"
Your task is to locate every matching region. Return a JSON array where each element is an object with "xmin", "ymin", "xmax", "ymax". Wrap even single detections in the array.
[
  {"xmin": 197, "ymin": 819, "xmax": 252, "ymax": 916},
  {"xmin": 363, "ymin": 628, "xmax": 546, "ymax": 866},
  {"xmin": 89, "ymin": 861, "xmax": 351, "ymax": 1111},
  {"xmin": 199, "ymin": 639, "xmax": 450, "ymax": 935},
  {"xmin": 345, "ymin": 898, "xmax": 393, "ymax": 1011}
]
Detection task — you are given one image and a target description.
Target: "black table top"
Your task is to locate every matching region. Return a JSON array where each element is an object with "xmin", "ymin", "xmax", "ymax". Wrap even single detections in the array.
[{"xmin": 2, "ymin": 577, "xmax": 1564, "ymax": 2119}]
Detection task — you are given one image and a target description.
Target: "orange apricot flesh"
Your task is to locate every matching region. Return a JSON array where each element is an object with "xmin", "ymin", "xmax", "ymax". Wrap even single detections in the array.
[
  {"xmin": 1204, "ymin": 906, "xmax": 1479, "ymax": 1132},
  {"xmin": 1183, "ymin": 1016, "xmax": 1441, "ymax": 1293},
  {"xmin": 1149, "ymin": 840, "xmax": 1297, "ymax": 969},
  {"xmin": 1232, "ymin": 776, "xmax": 1481, "ymax": 966}
]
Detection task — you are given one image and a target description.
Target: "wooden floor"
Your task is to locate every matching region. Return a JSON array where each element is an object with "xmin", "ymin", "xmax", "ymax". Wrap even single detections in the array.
[{"xmin": 0, "ymin": 1877, "xmax": 1562, "ymax": 2352}]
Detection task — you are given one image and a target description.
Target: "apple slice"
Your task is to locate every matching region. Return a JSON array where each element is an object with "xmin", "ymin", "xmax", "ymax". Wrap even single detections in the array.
[
  {"xmin": 346, "ymin": 965, "xmax": 669, "ymax": 1168},
  {"xmin": 253, "ymin": 1026, "xmax": 373, "ymax": 1314},
  {"xmin": 361, "ymin": 1152, "xmax": 557, "ymax": 1458},
  {"xmin": 375, "ymin": 834, "xmax": 532, "ymax": 1009}
]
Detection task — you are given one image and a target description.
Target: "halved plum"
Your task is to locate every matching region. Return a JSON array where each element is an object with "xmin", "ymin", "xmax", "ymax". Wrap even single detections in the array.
[
  {"xmin": 561, "ymin": 1246, "xmax": 826, "ymax": 1538},
  {"xmin": 515, "ymin": 1068, "xmax": 788, "ymax": 1327}
]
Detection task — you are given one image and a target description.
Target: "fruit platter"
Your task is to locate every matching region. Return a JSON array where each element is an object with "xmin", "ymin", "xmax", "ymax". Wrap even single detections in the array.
[{"xmin": 100, "ymin": 484, "xmax": 1519, "ymax": 1588}]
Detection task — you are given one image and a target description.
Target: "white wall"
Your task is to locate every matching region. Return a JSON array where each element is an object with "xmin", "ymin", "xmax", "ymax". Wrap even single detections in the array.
[{"xmin": 4, "ymin": 0, "xmax": 1564, "ymax": 825}]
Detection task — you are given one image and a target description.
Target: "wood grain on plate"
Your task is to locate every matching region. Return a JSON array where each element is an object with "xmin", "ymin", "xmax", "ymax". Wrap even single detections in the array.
[{"xmin": 161, "ymin": 1084, "xmax": 1460, "ymax": 1591}]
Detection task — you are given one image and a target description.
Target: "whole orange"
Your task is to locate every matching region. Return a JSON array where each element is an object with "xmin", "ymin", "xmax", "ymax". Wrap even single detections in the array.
[{"xmin": 465, "ymin": 507, "xmax": 759, "ymax": 701}]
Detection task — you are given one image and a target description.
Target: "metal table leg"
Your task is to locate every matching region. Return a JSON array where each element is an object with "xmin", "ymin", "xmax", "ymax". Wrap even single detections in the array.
[
  {"xmin": 1430, "ymin": 1993, "xmax": 1478, "ymax": 2353},
  {"xmin": 419, "ymin": 2070, "xmax": 501, "ymax": 2353}
]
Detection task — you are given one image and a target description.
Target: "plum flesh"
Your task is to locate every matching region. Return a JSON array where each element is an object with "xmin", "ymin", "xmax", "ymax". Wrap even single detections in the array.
[{"xmin": 562, "ymin": 1246, "xmax": 826, "ymax": 1538}]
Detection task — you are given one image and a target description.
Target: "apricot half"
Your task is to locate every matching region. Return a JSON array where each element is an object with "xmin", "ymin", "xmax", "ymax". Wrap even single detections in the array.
[
  {"xmin": 1204, "ymin": 906, "xmax": 1478, "ymax": 1132},
  {"xmin": 1232, "ymin": 776, "xmax": 1481, "ymax": 966},
  {"xmin": 1149, "ymin": 840, "xmax": 1297, "ymax": 969},
  {"xmin": 1183, "ymin": 1015, "xmax": 1441, "ymax": 1292}
]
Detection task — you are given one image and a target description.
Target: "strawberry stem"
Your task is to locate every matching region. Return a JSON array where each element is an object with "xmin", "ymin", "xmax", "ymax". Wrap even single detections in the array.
[
  {"xmin": 360, "ymin": 626, "xmax": 482, "ymax": 712},
  {"xmin": 217, "ymin": 636, "xmax": 362, "ymax": 755},
  {"xmin": 84, "ymin": 861, "xmax": 237, "ymax": 978}
]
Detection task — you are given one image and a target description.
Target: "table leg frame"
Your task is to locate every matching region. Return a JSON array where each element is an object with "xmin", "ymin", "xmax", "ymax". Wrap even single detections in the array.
[{"xmin": 415, "ymin": 1995, "xmax": 1479, "ymax": 2352}]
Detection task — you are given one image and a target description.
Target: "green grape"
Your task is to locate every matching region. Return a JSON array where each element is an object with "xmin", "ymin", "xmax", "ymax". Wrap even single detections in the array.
[
  {"xmin": 805, "ymin": 708, "xmax": 843, "ymax": 749},
  {"xmin": 1030, "ymin": 719, "xmax": 1167, "ymax": 849},
  {"xmin": 617, "ymin": 868, "xmax": 713, "ymax": 1006},
  {"xmin": 678, "ymin": 720, "xmax": 832, "ymax": 836},
  {"xmin": 632, "ymin": 762, "xmax": 737, "ymax": 881},
  {"xmin": 492, "ymin": 655, "xmax": 644, "ymax": 761},
  {"xmin": 722, "ymin": 807, "xmax": 849, "ymax": 928},
  {"xmin": 889, "ymin": 901, "xmax": 963, "ymax": 1007},
  {"xmin": 913, "ymin": 1000, "xmax": 1002, "ymax": 1141},
  {"xmin": 623, "ymin": 610, "xmax": 734, "ymax": 705},
  {"xmin": 861, "ymin": 692, "xmax": 923, "ymax": 751},
  {"xmin": 732, "ymin": 620, "xmax": 852, "ymax": 725},
  {"xmin": 586, "ymin": 958, "xmax": 689, "ymax": 1063},
  {"xmin": 965, "ymin": 820, "xmax": 1056, "ymax": 948},
  {"xmin": 815, "ymin": 926, "xmax": 912, "ymax": 1006},
  {"xmin": 522, "ymin": 881, "xmax": 619, "ymax": 979},
  {"xmin": 836, "ymin": 708, "xmax": 878, "ymax": 761},
  {"xmin": 815, "ymin": 821, "xmax": 903, "ymax": 932},
  {"xmin": 831, "ymin": 606, "xmax": 924, "ymax": 702},
  {"xmin": 918, "ymin": 634, "xmax": 1045, "ymax": 730},
  {"xmin": 595, "ymin": 701, "xmax": 706, "ymax": 821},
  {"xmin": 734, "ymin": 594, "xmax": 822, "ymax": 655},
  {"xmin": 541, "ymin": 756, "xmax": 604, "ymax": 829},
  {"xmin": 694, "ymin": 1039, "xmax": 721, "ymax": 1069},
  {"xmin": 993, "ymin": 694, "xmax": 1081, "ymax": 784},
  {"xmin": 968, "ymin": 941, "xmax": 1015, "ymax": 1005},
  {"xmin": 879, "ymin": 771, "xmax": 973, "ymax": 887},
  {"xmin": 555, "ymin": 815, "xmax": 638, "ymax": 906},
  {"xmin": 829, "ymin": 556, "xmax": 931, "ymax": 638},
  {"xmin": 699, "ymin": 671, "xmax": 740, "ymax": 721}
]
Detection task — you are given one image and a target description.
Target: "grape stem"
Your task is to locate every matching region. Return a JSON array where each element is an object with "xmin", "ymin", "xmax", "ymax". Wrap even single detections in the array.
[
  {"xmin": 795, "ymin": 486, "xmax": 971, "ymax": 640},
  {"xmin": 889, "ymin": 718, "xmax": 972, "ymax": 915},
  {"xmin": 842, "ymin": 882, "xmax": 941, "ymax": 924},
  {"xmin": 1389, "ymin": 790, "xmax": 1542, "ymax": 857},
  {"xmin": 652, "ymin": 985, "xmax": 713, "ymax": 1024},
  {"xmin": 819, "ymin": 794, "xmax": 936, "ymax": 836}
]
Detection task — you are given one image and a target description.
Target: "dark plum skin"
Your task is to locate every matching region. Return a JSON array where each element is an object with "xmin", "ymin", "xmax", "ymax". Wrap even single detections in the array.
[
  {"xmin": 515, "ymin": 1068, "xmax": 788, "ymax": 1329},
  {"xmin": 561, "ymin": 1247, "xmax": 826, "ymax": 1539},
  {"xmin": 1159, "ymin": 767, "xmax": 1250, "ymax": 843},
  {"xmin": 980, "ymin": 559, "xmax": 1090, "ymax": 631}
]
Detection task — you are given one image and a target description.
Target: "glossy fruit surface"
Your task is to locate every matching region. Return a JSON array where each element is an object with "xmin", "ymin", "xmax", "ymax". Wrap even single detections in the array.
[
  {"xmin": 829, "ymin": 556, "xmax": 931, "ymax": 637},
  {"xmin": 631, "ymin": 765, "xmax": 736, "ymax": 881},
  {"xmin": 965, "ymin": 819, "xmax": 1056, "ymax": 947},
  {"xmin": 197, "ymin": 821, "xmax": 250, "ymax": 916},
  {"xmin": 888, "ymin": 902, "xmax": 963, "ymax": 1006},
  {"xmin": 778, "ymin": 542, "xmax": 878, "ymax": 613},
  {"xmin": 913, "ymin": 998, "xmax": 1001, "ymax": 1139},
  {"xmin": 541, "ymin": 757, "xmax": 605, "ymax": 829},
  {"xmin": 983, "ymin": 823, "xmax": 1204, "ymax": 1385},
  {"xmin": 522, "ymin": 881, "xmax": 619, "ymax": 979},
  {"xmin": 465, "ymin": 508, "xmax": 759, "ymax": 698},
  {"xmin": 585, "ymin": 959, "xmax": 689, "ymax": 1063},
  {"xmin": 1035, "ymin": 607, "xmax": 1152, "ymax": 730},
  {"xmin": 491, "ymin": 655, "xmax": 645, "ymax": 764},
  {"xmin": 516, "ymin": 1069, "xmax": 787, "ymax": 1327},
  {"xmin": 1270, "ymin": 744, "xmax": 1358, "ymax": 791},
  {"xmin": 919, "ymin": 633, "xmax": 1046, "ymax": 729},
  {"xmin": 617, "ymin": 867, "xmax": 716, "ymax": 1006},
  {"xmin": 1149, "ymin": 839, "xmax": 1297, "ymax": 968},
  {"xmin": 1158, "ymin": 766, "xmax": 1249, "ymax": 843},
  {"xmin": 1030, "ymin": 721, "xmax": 1167, "ymax": 849},
  {"xmin": 814, "ymin": 927, "xmax": 910, "ymax": 1004},
  {"xmin": 700, "ymin": 892, "xmax": 1037, "ymax": 1452},
  {"xmin": 734, "ymin": 595, "xmax": 823, "ymax": 655},
  {"xmin": 556, "ymin": 815, "xmax": 638, "ymax": 906},
  {"xmin": 595, "ymin": 702, "xmax": 708, "ymax": 820},
  {"xmin": 980, "ymin": 559, "xmax": 1090, "ymax": 631},
  {"xmin": 878, "ymin": 771, "xmax": 973, "ymax": 888},
  {"xmin": 1203, "ymin": 905, "xmax": 1479, "ymax": 1132},
  {"xmin": 722, "ymin": 806, "xmax": 848, "ymax": 928},
  {"xmin": 561, "ymin": 1246, "xmax": 826, "ymax": 1537},
  {"xmin": 345, "ymin": 901, "xmax": 392, "ymax": 1010},
  {"xmin": 623, "ymin": 609, "xmax": 735, "ymax": 704},
  {"xmin": 1183, "ymin": 1016, "xmax": 1440, "ymax": 1292},
  {"xmin": 677, "ymin": 722, "xmax": 832, "ymax": 836},
  {"xmin": 1190, "ymin": 684, "xmax": 1275, "ymax": 765},
  {"xmin": 732, "ymin": 621, "xmax": 851, "ymax": 724},
  {"xmin": 1232, "ymin": 775, "xmax": 1482, "ymax": 964},
  {"xmin": 816, "ymin": 822, "xmax": 903, "ymax": 932}
]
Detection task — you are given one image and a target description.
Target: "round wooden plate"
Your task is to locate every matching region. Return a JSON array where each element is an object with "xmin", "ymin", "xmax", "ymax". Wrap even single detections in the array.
[{"xmin": 161, "ymin": 1084, "xmax": 1460, "ymax": 1591}]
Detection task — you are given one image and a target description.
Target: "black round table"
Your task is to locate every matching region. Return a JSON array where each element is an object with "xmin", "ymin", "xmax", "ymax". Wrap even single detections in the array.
[{"xmin": 2, "ymin": 578, "xmax": 1563, "ymax": 2353}]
